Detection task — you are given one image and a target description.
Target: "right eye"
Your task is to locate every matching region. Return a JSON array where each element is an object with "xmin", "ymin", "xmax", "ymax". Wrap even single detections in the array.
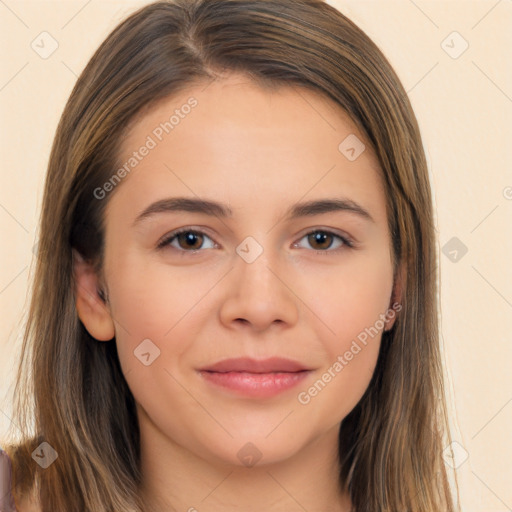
[{"xmin": 157, "ymin": 228, "xmax": 217, "ymax": 252}]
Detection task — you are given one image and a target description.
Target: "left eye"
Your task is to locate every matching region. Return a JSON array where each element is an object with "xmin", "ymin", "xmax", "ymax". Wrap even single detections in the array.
[
  {"xmin": 157, "ymin": 229, "xmax": 216, "ymax": 251},
  {"xmin": 294, "ymin": 230, "xmax": 353, "ymax": 251},
  {"xmin": 157, "ymin": 229, "xmax": 353, "ymax": 252}
]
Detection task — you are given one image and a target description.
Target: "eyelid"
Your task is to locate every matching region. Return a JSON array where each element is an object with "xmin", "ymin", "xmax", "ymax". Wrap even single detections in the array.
[
  {"xmin": 294, "ymin": 226, "xmax": 355, "ymax": 249},
  {"xmin": 156, "ymin": 226, "xmax": 356, "ymax": 252},
  {"xmin": 156, "ymin": 226, "xmax": 217, "ymax": 250}
]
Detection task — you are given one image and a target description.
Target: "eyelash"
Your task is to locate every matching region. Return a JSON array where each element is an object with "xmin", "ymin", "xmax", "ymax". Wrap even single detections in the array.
[{"xmin": 156, "ymin": 227, "xmax": 354, "ymax": 254}]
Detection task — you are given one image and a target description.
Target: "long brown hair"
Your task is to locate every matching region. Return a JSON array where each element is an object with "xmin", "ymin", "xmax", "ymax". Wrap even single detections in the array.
[{"xmin": 3, "ymin": 0, "xmax": 459, "ymax": 510}]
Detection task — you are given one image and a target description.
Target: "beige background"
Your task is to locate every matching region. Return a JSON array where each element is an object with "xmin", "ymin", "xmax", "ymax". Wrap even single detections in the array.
[{"xmin": 1, "ymin": 1, "xmax": 511, "ymax": 510}]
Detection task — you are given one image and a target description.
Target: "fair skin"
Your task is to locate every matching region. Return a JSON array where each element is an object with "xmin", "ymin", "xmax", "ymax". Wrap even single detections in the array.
[{"xmin": 73, "ymin": 74, "xmax": 403, "ymax": 511}]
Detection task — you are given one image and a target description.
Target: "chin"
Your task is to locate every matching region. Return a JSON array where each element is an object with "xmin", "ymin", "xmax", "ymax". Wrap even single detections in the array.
[{"xmin": 197, "ymin": 430, "xmax": 309, "ymax": 469}]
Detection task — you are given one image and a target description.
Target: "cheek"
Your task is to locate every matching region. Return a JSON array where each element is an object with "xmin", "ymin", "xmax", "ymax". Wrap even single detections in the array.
[
  {"xmin": 107, "ymin": 267, "xmax": 199, "ymax": 427},
  {"xmin": 305, "ymin": 251, "xmax": 393, "ymax": 341},
  {"xmin": 105, "ymin": 259, "xmax": 182, "ymax": 369},
  {"xmin": 104, "ymin": 258, "xmax": 225, "ymax": 454},
  {"xmin": 297, "ymin": 252, "xmax": 392, "ymax": 401},
  {"xmin": 106, "ymin": 253, "xmax": 224, "ymax": 381},
  {"xmin": 294, "ymin": 284, "xmax": 387, "ymax": 428},
  {"xmin": 108, "ymin": 250, "xmax": 208, "ymax": 335}
]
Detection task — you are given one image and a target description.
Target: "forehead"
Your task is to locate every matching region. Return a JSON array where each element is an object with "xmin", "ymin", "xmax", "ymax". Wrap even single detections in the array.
[{"xmin": 108, "ymin": 75, "xmax": 387, "ymax": 225}]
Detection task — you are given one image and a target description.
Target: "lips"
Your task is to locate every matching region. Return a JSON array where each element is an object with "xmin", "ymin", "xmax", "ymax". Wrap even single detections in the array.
[
  {"xmin": 197, "ymin": 357, "xmax": 313, "ymax": 398},
  {"xmin": 199, "ymin": 357, "xmax": 311, "ymax": 373}
]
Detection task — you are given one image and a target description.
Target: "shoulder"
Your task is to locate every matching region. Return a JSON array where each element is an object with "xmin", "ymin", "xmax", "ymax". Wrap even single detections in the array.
[
  {"xmin": 14, "ymin": 492, "xmax": 42, "ymax": 512},
  {"xmin": 1, "ymin": 444, "xmax": 42, "ymax": 512}
]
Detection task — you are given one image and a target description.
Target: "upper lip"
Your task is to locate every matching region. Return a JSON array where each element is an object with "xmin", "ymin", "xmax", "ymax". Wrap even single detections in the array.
[{"xmin": 199, "ymin": 357, "xmax": 311, "ymax": 373}]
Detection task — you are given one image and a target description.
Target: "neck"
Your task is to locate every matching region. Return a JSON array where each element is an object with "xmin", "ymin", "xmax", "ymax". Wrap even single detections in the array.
[{"xmin": 138, "ymin": 410, "xmax": 352, "ymax": 511}]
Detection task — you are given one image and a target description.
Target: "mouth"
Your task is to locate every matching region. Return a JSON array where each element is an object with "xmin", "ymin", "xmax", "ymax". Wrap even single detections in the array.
[{"xmin": 197, "ymin": 357, "xmax": 314, "ymax": 398}]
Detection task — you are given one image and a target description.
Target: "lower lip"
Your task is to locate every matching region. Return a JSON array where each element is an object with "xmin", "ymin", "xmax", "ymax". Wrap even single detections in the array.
[{"xmin": 198, "ymin": 370, "xmax": 312, "ymax": 398}]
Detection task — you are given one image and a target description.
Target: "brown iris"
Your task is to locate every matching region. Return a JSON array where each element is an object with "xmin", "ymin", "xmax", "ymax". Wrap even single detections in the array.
[
  {"xmin": 176, "ymin": 231, "xmax": 204, "ymax": 250},
  {"xmin": 307, "ymin": 231, "xmax": 334, "ymax": 250}
]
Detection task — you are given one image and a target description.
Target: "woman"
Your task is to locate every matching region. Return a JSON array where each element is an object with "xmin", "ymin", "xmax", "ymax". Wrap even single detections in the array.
[{"xmin": 1, "ymin": 0, "xmax": 460, "ymax": 510}]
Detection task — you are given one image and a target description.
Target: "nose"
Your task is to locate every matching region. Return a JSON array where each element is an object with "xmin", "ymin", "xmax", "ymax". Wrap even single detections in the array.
[{"xmin": 219, "ymin": 244, "xmax": 299, "ymax": 333}]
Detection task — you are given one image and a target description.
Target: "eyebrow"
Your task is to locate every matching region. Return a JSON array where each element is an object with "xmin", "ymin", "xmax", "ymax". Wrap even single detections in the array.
[{"xmin": 132, "ymin": 196, "xmax": 375, "ymax": 226}]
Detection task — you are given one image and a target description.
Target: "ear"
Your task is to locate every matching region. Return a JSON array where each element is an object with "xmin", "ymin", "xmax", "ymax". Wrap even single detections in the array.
[
  {"xmin": 384, "ymin": 262, "xmax": 405, "ymax": 331},
  {"xmin": 72, "ymin": 248, "xmax": 115, "ymax": 341}
]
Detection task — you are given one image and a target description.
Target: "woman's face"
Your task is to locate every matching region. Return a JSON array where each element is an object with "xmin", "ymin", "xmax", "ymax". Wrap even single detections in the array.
[{"xmin": 92, "ymin": 74, "xmax": 399, "ymax": 467}]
